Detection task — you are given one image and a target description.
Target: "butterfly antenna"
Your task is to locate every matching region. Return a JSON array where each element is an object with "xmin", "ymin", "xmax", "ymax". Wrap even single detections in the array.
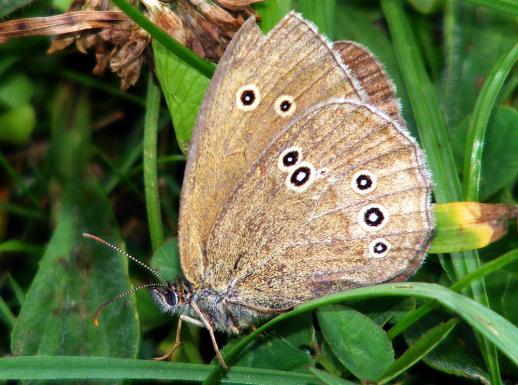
[
  {"xmin": 92, "ymin": 283, "xmax": 166, "ymax": 326},
  {"xmin": 82, "ymin": 233, "xmax": 167, "ymax": 283}
]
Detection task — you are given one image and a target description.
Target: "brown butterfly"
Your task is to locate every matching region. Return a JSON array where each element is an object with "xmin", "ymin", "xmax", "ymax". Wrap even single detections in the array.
[{"xmin": 88, "ymin": 12, "xmax": 433, "ymax": 369}]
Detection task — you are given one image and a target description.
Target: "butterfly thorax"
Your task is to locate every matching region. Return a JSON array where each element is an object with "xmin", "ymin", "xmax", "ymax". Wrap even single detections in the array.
[{"xmin": 151, "ymin": 278, "xmax": 270, "ymax": 334}]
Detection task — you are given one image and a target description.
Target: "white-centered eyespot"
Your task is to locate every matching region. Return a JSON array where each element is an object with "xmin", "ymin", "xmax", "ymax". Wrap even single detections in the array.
[
  {"xmin": 236, "ymin": 84, "xmax": 261, "ymax": 111},
  {"xmin": 351, "ymin": 170, "xmax": 377, "ymax": 195},
  {"xmin": 358, "ymin": 204, "xmax": 389, "ymax": 231},
  {"xmin": 278, "ymin": 146, "xmax": 302, "ymax": 171},
  {"xmin": 286, "ymin": 161, "xmax": 316, "ymax": 192},
  {"xmin": 368, "ymin": 238, "xmax": 392, "ymax": 258},
  {"xmin": 274, "ymin": 95, "xmax": 297, "ymax": 117}
]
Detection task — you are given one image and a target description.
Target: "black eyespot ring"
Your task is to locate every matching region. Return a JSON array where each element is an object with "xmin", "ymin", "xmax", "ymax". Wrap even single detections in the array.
[
  {"xmin": 290, "ymin": 166, "xmax": 311, "ymax": 186},
  {"xmin": 373, "ymin": 241, "xmax": 388, "ymax": 254},
  {"xmin": 274, "ymin": 95, "xmax": 296, "ymax": 117},
  {"xmin": 351, "ymin": 170, "xmax": 377, "ymax": 194},
  {"xmin": 282, "ymin": 150, "xmax": 299, "ymax": 167},
  {"xmin": 241, "ymin": 90, "xmax": 255, "ymax": 106},
  {"xmin": 364, "ymin": 207, "xmax": 385, "ymax": 227},
  {"xmin": 356, "ymin": 174, "xmax": 373, "ymax": 190},
  {"xmin": 280, "ymin": 100, "xmax": 291, "ymax": 112},
  {"xmin": 236, "ymin": 84, "xmax": 260, "ymax": 111},
  {"xmin": 368, "ymin": 238, "xmax": 391, "ymax": 258}
]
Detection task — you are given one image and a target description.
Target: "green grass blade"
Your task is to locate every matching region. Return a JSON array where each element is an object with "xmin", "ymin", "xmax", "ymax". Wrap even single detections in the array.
[
  {"xmin": 0, "ymin": 356, "xmax": 315, "ymax": 384},
  {"xmin": 380, "ymin": 0, "xmax": 461, "ymax": 203},
  {"xmin": 255, "ymin": 0, "xmax": 293, "ymax": 32},
  {"xmin": 143, "ymin": 76, "xmax": 165, "ymax": 251},
  {"xmin": 460, "ymin": 0, "xmax": 518, "ymax": 15},
  {"xmin": 0, "ymin": 150, "xmax": 40, "ymax": 208},
  {"xmin": 378, "ymin": 319, "xmax": 458, "ymax": 384},
  {"xmin": 110, "ymin": 0, "xmax": 215, "ymax": 77},
  {"xmin": 0, "ymin": 296, "xmax": 16, "ymax": 329},
  {"xmin": 0, "ymin": 240, "xmax": 42, "ymax": 254},
  {"xmin": 7, "ymin": 274, "xmax": 25, "ymax": 306},
  {"xmin": 0, "ymin": 202, "xmax": 45, "ymax": 221},
  {"xmin": 203, "ymin": 282, "xmax": 518, "ymax": 385},
  {"xmin": 298, "ymin": 0, "xmax": 336, "ymax": 39},
  {"xmin": 380, "ymin": 2, "xmax": 500, "ymax": 381},
  {"xmin": 387, "ymin": 248, "xmax": 518, "ymax": 339},
  {"xmin": 463, "ymin": 43, "xmax": 518, "ymax": 201}
]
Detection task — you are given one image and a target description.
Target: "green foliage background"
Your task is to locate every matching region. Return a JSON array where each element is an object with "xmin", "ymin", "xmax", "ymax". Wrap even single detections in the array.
[{"xmin": 0, "ymin": 0, "xmax": 517, "ymax": 384}]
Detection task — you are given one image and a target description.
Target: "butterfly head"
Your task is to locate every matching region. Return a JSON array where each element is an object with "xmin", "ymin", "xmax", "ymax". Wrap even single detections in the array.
[{"xmin": 150, "ymin": 280, "xmax": 190, "ymax": 314}]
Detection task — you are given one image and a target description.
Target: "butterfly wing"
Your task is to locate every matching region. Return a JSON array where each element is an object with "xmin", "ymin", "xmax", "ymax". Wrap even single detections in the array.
[
  {"xmin": 204, "ymin": 100, "xmax": 433, "ymax": 309},
  {"xmin": 179, "ymin": 13, "xmax": 366, "ymax": 285},
  {"xmin": 333, "ymin": 41, "xmax": 402, "ymax": 124}
]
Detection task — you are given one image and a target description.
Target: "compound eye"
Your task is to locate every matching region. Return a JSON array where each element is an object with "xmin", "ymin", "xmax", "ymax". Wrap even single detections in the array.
[
  {"xmin": 236, "ymin": 84, "xmax": 261, "ymax": 111},
  {"xmin": 165, "ymin": 290, "xmax": 178, "ymax": 307}
]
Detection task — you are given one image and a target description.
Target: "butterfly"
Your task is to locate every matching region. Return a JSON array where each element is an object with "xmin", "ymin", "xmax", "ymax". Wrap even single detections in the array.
[{"xmin": 88, "ymin": 11, "xmax": 434, "ymax": 369}]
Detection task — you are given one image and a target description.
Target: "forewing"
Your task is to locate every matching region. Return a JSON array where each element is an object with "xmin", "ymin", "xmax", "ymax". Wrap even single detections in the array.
[
  {"xmin": 205, "ymin": 100, "xmax": 433, "ymax": 309},
  {"xmin": 333, "ymin": 41, "xmax": 402, "ymax": 124},
  {"xmin": 179, "ymin": 13, "xmax": 365, "ymax": 285}
]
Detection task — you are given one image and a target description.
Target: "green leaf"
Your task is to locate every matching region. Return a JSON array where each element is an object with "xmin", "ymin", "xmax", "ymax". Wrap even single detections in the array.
[
  {"xmin": 309, "ymin": 368, "xmax": 359, "ymax": 385},
  {"xmin": 451, "ymin": 107, "xmax": 518, "ymax": 200},
  {"xmin": 229, "ymin": 335, "xmax": 312, "ymax": 371},
  {"xmin": 378, "ymin": 318, "xmax": 458, "ymax": 384},
  {"xmin": 151, "ymin": 238, "xmax": 181, "ymax": 282},
  {"xmin": 0, "ymin": 73, "xmax": 34, "ymax": 109},
  {"xmin": 10, "ymin": 90, "xmax": 138, "ymax": 359},
  {"xmin": 0, "ymin": 105, "xmax": 35, "ymax": 145},
  {"xmin": 479, "ymin": 107, "xmax": 518, "ymax": 199},
  {"xmin": 153, "ymin": 41, "xmax": 210, "ymax": 153},
  {"xmin": 441, "ymin": 3, "xmax": 518, "ymax": 128},
  {"xmin": 0, "ymin": 0, "xmax": 38, "ymax": 18},
  {"xmin": 270, "ymin": 312, "xmax": 315, "ymax": 349},
  {"xmin": 317, "ymin": 305, "xmax": 394, "ymax": 381},
  {"xmin": 404, "ymin": 314, "xmax": 490, "ymax": 383}
]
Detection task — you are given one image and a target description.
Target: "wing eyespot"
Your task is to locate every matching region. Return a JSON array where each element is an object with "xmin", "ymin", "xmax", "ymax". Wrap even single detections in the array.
[
  {"xmin": 285, "ymin": 161, "xmax": 315, "ymax": 192},
  {"xmin": 351, "ymin": 170, "xmax": 377, "ymax": 194},
  {"xmin": 368, "ymin": 238, "xmax": 391, "ymax": 258},
  {"xmin": 358, "ymin": 204, "xmax": 389, "ymax": 231},
  {"xmin": 274, "ymin": 95, "xmax": 296, "ymax": 117},
  {"xmin": 236, "ymin": 84, "xmax": 261, "ymax": 111},
  {"xmin": 278, "ymin": 146, "xmax": 302, "ymax": 171}
]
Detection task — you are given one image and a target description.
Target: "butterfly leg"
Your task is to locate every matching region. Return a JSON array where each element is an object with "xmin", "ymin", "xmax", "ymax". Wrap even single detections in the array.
[
  {"xmin": 153, "ymin": 316, "xmax": 184, "ymax": 361},
  {"xmin": 221, "ymin": 298, "xmax": 241, "ymax": 334},
  {"xmin": 190, "ymin": 301, "xmax": 229, "ymax": 370}
]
